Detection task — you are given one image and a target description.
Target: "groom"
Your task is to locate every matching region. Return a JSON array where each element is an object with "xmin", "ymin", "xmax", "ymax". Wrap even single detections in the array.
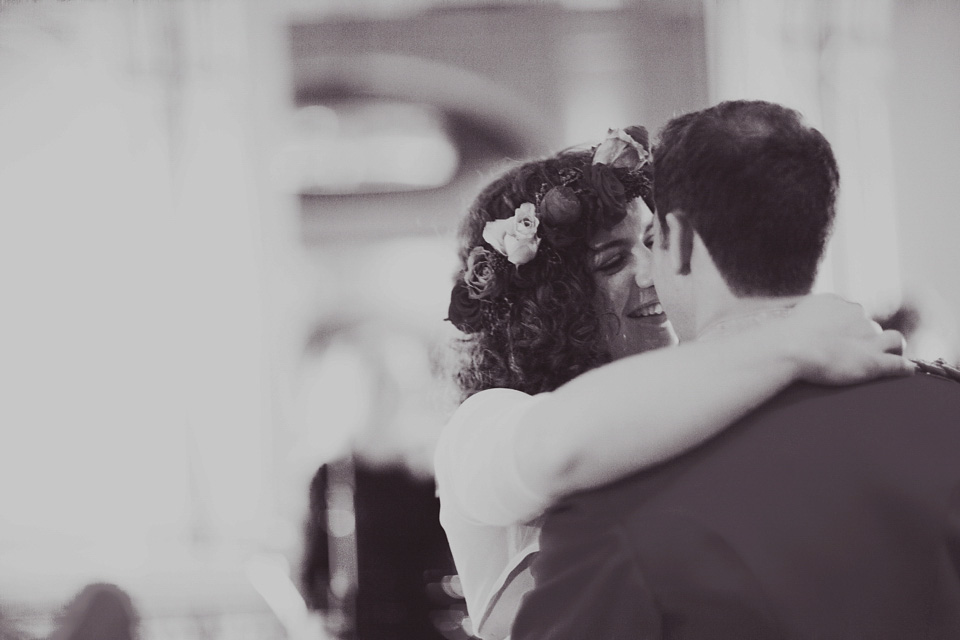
[{"xmin": 512, "ymin": 100, "xmax": 960, "ymax": 639}]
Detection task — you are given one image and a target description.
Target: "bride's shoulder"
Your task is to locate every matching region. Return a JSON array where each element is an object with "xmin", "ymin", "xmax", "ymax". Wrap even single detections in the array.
[
  {"xmin": 442, "ymin": 388, "xmax": 545, "ymax": 438},
  {"xmin": 461, "ymin": 387, "xmax": 534, "ymax": 409}
]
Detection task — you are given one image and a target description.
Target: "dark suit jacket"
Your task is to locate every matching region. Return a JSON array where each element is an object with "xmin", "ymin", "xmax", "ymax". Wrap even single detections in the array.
[{"xmin": 512, "ymin": 374, "xmax": 960, "ymax": 640}]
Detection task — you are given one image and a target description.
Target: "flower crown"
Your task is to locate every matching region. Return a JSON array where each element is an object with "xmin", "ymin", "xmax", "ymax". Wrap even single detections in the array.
[{"xmin": 446, "ymin": 126, "xmax": 652, "ymax": 334}]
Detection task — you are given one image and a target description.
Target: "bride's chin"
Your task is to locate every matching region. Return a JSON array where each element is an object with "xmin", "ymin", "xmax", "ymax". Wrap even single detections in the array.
[{"xmin": 641, "ymin": 319, "xmax": 678, "ymax": 350}]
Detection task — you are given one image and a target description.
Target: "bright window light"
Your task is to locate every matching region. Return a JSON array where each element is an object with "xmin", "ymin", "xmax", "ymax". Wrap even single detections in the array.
[{"xmin": 285, "ymin": 100, "xmax": 460, "ymax": 194}]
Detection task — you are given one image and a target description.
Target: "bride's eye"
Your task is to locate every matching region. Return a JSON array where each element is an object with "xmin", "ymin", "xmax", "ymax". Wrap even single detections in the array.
[{"xmin": 596, "ymin": 252, "xmax": 628, "ymax": 274}]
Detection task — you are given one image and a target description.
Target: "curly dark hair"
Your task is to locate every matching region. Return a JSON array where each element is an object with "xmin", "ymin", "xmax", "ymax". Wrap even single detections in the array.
[{"xmin": 449, "ymin": 133, "xmax": 654, "ymax": 401}]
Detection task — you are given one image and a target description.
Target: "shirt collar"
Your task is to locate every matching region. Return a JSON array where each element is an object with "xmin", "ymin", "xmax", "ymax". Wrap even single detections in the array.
[{"xmin": 696, "ymin": 306, "xmax": 794, "ymax": 342}]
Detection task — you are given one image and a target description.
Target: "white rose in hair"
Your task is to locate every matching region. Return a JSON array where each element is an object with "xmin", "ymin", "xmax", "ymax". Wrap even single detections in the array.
[
  {"xmin": 512, "ymin": 203, "xmax": 539, "ymax": 239},
  {"xmin": 482, "ymin": 202, "xmax": 541, "ymax": 266}
]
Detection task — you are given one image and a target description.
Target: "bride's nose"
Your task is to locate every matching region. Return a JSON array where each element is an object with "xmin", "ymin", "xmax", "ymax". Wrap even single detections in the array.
[{"xmin": 634, "ymin": 246, "xmax": 654, "ymax": 289}]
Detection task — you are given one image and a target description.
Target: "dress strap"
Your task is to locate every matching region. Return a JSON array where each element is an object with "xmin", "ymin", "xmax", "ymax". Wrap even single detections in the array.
[{"xmin": 476, "ymin": 549, "xmax": 537, "ymax": 640}]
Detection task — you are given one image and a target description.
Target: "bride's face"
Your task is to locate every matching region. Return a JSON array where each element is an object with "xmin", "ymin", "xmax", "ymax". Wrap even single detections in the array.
[{"xmin": 589, "ymin": 198, "xmax": 677, "ymax": 361}]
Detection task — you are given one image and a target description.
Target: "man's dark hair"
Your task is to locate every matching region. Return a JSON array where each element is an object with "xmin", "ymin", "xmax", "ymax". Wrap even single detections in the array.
[{"xmin": 653, "ymin": 100, "xmax": 840, "ymax": 296}]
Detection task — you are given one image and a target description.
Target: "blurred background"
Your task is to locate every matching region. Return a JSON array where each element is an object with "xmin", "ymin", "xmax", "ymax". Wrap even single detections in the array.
[{"xmin": 0, "ymin": 0, "xmax": 956, "ymax": 638}]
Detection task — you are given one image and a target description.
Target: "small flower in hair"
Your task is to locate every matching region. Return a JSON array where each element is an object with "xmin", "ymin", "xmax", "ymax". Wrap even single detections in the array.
[
  {"xmin": 540, "ymin": 186, "xmax": 581, "ymax": 226},
  {"xmin": 446, "ymin": 279, "xmax": 484, "ymax": 334},
  {"xmin": 593, "ymin": 127, "xmax": 652, "ymax": 170},
  {"xmin": 463, "ymin": 247, "xmax": 503, "ymax": 300},
  {"xmin": 482, "ymin": 202, "xmax": 541, "ymax": 266}
]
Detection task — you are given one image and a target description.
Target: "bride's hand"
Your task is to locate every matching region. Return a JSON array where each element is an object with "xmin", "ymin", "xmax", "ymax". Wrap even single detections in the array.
[{"xmin": 783, "ymin": 293, "xmax": 916, "ymax": 385}]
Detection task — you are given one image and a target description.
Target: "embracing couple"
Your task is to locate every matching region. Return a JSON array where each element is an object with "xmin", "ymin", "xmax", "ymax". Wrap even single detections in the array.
[{"xmin": 435, "ymin": 100, "xmax": 960, "ymax": 639}]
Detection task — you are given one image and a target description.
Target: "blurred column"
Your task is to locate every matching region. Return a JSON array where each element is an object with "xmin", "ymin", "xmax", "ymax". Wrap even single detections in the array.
[
  {"xmin": 0, "ymin": 3, "xmax": 193, "ymax": 562},
  {"xmin": 0, "ymin": 0, "xmax": 297, "ymax": 576},
  {"xmin": 704, "ymin": 0, "xmax": 901, "ymax": 316},
  {"xmin": 127, "ymin": 0, "xmax": 291, "ymax": 550}
]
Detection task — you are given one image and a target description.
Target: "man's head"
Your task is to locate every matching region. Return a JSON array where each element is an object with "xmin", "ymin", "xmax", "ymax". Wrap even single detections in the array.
[{"xmin": 650, "ymin": 100, "xmax": 840, "ymax": 339}]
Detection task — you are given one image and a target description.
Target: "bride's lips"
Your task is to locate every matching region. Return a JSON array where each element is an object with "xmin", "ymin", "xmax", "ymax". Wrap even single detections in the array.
[{"xmin": 627, "ymin": 299, "xmax": 665, "ymax": 320}]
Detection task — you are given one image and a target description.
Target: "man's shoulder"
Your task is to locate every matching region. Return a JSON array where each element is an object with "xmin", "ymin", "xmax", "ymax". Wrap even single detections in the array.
[
  {"xmin": 546, "ymin": 364, "xmax": 960, "ymax": 526},
  {"xmin": 735, "ymin": 368, "xmax": 959, "ymax": 448},
  {"xmin": 772, "ymin": 361, "xmax": 960, "ymax": 413}
]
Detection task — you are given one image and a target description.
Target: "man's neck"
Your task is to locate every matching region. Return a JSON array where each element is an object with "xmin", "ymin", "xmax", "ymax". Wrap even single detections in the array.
[
  {"xmin": 672, "ymin": 235, "xmax": 806, "ymax": 342},
  {"xmin": 695, "ymin": 296, "xmax": 804, "ymax": 342}
]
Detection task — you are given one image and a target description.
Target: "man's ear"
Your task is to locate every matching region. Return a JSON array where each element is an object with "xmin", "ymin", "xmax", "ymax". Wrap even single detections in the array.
[{"xmin": 662, "ymin": 211, "xmax": 694, "ymax": 275}]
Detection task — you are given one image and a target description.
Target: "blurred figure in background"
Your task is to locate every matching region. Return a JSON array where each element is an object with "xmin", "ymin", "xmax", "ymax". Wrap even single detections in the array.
[
  {"xmin": 298, "ymin": 323, "xmax": 462, "ymax": 640},
  {"xmin": 0, "ymin": 583, "xmax": 138, "ymax": 640},
  {"xmin": 49, "ymin": 584, "xmax": 138, "ymax": 640},
  {"xmin": 301, "ymin": 460, "xmax": 463, "ymax": 640},
  {"xmin": 435, "ymin": 126, "xmax": 911, "ymax": 639},
  {"xmin": 0, "ymin": 611, "xmax": 31, "ymax": 640}
]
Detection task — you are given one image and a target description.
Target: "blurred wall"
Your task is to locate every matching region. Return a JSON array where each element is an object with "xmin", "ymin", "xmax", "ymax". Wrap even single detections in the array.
[
  {"xmin": 289, "ymin": 5, "xmax": 709, "ymax": 241},
  {"xmin": 889, "ymin": 0, "xmax": 960, "ymax": 357}
]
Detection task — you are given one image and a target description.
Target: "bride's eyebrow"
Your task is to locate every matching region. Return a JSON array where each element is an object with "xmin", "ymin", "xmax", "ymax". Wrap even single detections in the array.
[{"xmin": 589, "ymin": 238, "xmax": 631, "ymax": 253}]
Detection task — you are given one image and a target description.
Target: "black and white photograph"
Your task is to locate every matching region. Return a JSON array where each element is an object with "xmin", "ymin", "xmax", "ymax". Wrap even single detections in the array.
[{"xmin": 0, "ymin": 1, "xmax": 958, "ymax": 639}]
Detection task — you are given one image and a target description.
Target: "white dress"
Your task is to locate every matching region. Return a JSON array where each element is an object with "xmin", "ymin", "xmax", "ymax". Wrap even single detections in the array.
[{"xmin": 434, "ymin": 388, "xmax": 553, "ymax": 640}]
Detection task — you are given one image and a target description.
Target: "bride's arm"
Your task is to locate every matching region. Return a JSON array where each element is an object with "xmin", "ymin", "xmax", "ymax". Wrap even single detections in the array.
[{"xmin": 515, "ymin": 293, "xmax": 913, "ymax": 506}]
